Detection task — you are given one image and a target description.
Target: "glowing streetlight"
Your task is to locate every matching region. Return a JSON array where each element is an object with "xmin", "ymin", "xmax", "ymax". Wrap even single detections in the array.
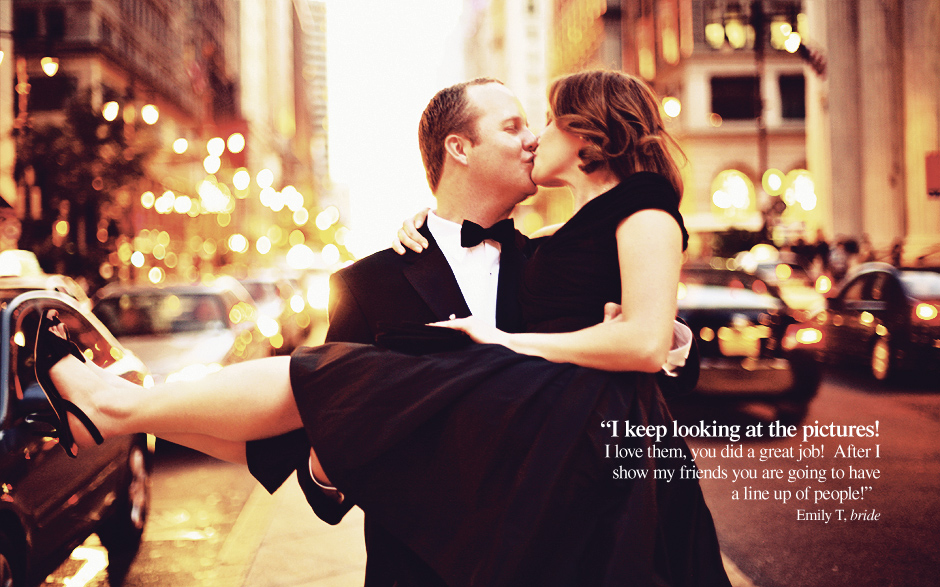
[
  {"xmin": 762, "ymin": 168, "xmax": 786, "ymax": 196},
  {"xmin": 662, "ymin": 97, "xmax": 681, "ymax": 118},
  {"xmin": 40, "ymin": 57, "xmax": 59, "ymax": 77},
  {"xmin": 102, "ymin": 101, "xmax": 120, "ymax": 122},
  {"xmin": 724, "ymin": 19, "xmax": 747, "ymax": 49},
  {"xmin": 783, "ymin": 32, "xmax": 802, "ymax": 53},
  {"xmin": 711, "ymin": 170, "xmax": 755, "ymax": 215},
  {"xmin": 705, "ymin": 23, "xmax": 725, "ymax": 49}
]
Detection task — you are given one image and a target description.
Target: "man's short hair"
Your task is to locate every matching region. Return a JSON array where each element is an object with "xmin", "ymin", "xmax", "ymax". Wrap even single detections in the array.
[{"xmin": 418, "ymin": 78, "xmax": 502, "ymax": 192}]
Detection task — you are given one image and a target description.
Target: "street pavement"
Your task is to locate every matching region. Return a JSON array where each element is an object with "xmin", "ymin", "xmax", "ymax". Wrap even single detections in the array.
[
  {"xmin": 236, "ymin": 477, "xmax": 367, "ymax": 586},
  {"xmin": 223, "ymin": 470, "xmax": 753, "ymax": 587}
]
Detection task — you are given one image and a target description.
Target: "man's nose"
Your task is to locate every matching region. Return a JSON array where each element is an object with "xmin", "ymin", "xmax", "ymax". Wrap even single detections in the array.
[{"xmin": 523, "ymin": 129, "xmax": 538, "ymax": 150}]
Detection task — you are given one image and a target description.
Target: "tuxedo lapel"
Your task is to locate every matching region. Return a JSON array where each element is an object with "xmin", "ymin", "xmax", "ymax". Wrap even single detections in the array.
[
  {"xmin": 403, "ymin": 224, "xmax": 472, "ymax": 321},
  {"xmin": 495, "ymin": 231, "xmax": 526, "ymax": 332}
]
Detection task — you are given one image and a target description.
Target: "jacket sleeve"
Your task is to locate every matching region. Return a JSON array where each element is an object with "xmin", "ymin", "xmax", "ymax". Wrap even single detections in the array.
[
  {"xmin": 245, "ymin": 269, "xmax": 370, "ymax": 524},
  {"xmin": 283, "ymin": 267, "xmax": 374, "ymax": 523},
  {"xmin": 324, "ymin": 270, "xmax": 375, "ymax": 344}
]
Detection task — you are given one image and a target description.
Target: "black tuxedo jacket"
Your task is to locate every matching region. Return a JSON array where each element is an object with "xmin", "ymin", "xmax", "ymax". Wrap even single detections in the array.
[{"xmin": 246, "ymin": 224, "xmax": 529, "ymax": 587}]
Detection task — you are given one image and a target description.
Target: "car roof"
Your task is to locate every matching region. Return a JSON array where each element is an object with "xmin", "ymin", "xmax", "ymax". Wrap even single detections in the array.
[{"xmin": 0, "ymin": 274, "xmax": 91, "ymax": 306}]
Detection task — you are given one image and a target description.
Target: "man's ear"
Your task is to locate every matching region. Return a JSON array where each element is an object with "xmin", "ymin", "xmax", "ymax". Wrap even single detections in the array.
[{"xmin": 444, "ymin": 134, "xmax": 471, "ymax": 166}]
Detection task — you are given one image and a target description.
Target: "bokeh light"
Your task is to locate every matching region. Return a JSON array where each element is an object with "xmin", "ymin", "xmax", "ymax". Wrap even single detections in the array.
[
  {"xmin": 102, "ymin": 101, "xmax": 120, "ymax": 122},
  {"xmin": 207, "ymin": 137, "xmax": 226, "ymax": 157},
  {"xmin": 141, "ymin": 104, "xmax": 160, "ymax": 125},
  {"xmin": 227, "ymin": 133, "xmax": 246, "ymax": 153}
]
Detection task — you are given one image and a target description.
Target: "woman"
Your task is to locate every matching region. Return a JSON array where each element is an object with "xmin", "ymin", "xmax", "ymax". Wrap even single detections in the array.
[{"xmin": 41, "ymin": 70, "xmax": 730, "ymax": 587}]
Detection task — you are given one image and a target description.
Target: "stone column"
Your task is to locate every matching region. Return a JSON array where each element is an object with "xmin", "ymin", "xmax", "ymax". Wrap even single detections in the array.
[
  {"xmin": 826, "ymin": 0, "xmax": 864, "ymax": 239},
  {"xmin": 903, "ymin": 0, "xmax": 940, "ymax": 258},
  {"xmin": 858, "ymin": 0, "xmax": 906, "ymax": 251}
]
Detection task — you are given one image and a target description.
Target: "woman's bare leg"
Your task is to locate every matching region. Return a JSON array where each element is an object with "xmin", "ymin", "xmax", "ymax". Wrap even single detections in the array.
[
  {"xmin": 87, "ymin": 362, "xmax": 251, "ymax": 464},
  {"xmin": 50, "ymin": 355, "xmax": 302, "ymax": 447}
]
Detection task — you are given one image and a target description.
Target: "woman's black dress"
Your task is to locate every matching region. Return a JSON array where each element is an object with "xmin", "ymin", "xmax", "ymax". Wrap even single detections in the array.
[{"xmin": 290, "ymin": 172, "xmax": 731, "ymax": 587}]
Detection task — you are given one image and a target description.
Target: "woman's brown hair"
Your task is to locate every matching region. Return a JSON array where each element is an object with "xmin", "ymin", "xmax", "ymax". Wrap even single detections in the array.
[{"xmin": 548, "ymin": 70, "xmax": 684, "ymax": 197}]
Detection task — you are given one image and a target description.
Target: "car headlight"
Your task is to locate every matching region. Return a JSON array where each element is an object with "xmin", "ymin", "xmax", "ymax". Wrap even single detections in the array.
[
  {"xmin": 782, "ymin": 325, "xmax": 823, "ymax": 351},
  {"xmin": 165, "ymin": 363, "xmax": 223, "ymax": 384},
  {"xmin": 915, "ymin": 303, "xmax": 938, "ymax": 322}
]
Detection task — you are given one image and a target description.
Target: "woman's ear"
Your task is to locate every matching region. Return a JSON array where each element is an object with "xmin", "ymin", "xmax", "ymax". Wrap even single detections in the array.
[{"xmin": 444, "ymin": 134, "xmax": 471, "ymax": 166}]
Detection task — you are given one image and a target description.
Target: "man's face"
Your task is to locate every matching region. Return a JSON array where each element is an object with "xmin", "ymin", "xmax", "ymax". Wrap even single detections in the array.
[{"xmin": 463, "ymin": 83, "xmax": 538, "ymax": 204}]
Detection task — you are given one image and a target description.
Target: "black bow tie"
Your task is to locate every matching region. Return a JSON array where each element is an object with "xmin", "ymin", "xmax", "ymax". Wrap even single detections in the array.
[{"xmin": 460, "ymin": 219, "xmax": 515, "ymax": 248}]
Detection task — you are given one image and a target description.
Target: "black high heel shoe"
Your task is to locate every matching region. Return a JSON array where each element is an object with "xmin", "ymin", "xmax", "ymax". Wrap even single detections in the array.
[{"xmin": 33, "ymin": 310, "xmax": 103, "ymax": 458}]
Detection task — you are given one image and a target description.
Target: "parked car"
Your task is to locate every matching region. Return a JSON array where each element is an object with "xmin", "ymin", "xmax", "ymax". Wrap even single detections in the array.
[
  {"xmin": 813, "ymin": 262, "xmax": 940, "ymax": 381},
  {"xmin": 238, "ymin": 275, "xmax": 315, "ymax": 354},
  {"xmin": 0, "ymin": 286, "xmax": 151, "ymax": 586},
  {"xmin": 677, "ymin": 264, "xmax": 823, "ymax": 422},
  {"xmin": 0, "ymin": 250, "xmax": 92, "ymax": 311},
  {"xmin": 92, "ymin": 279, "xmax": 272, "ymax": 385},
  {"xmin": 734, "ymin": 247, "xmax": 827, "ymax": 321}
]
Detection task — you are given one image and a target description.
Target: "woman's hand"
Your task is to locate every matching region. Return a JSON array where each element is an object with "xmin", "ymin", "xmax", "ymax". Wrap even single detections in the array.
[
  {"xmin": 392, "ymin": 208, "xmax": 431, "ymax": 255},
  {"xmin": 431, "ymin": 316, "xmax": 511, "ymax": 347}
]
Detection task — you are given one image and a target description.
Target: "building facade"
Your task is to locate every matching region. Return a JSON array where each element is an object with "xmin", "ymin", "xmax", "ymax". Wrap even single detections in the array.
[
  {"xmin": 804, "ymin": 0, "xmax": 940, "ymax": 262},
  {"xmin": 546, "ymin": 0, "xmax": 939, "ymax": 261},
  {"xmin": 1, "ymin": 0, "xmax": 329, "ymax": 283}
]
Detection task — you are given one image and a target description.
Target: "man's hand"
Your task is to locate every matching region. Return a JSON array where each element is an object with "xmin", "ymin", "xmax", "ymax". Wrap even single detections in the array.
[{"xmin": 392, "ymin": 208, "xmax": 431, "ymax": 255}]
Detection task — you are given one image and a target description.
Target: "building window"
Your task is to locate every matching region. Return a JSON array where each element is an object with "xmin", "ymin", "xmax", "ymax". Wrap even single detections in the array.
[
  {"xmin": 27, "ymin": 75, "xmax": 75, "ymax": 112},
  {"xmin": 710, "ymin": 76, "xmax": 759, "ymax": 120},
  {"xmin": 46, "ymin": 7, "xmax": 66, "ymax": 40},
  {"xmin": 13, "ymin": 8, "xmax": 39, "ymax": 41},
  {"xmin": 779, "ymin": 74, "xmax": 805, "ymax": 120}
]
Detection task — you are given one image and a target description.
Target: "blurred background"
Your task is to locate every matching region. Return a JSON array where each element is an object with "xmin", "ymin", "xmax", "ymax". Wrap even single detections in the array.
[
  {"xmin": 0, "ymin": 1, "xmax": 938, "ymax": 586},
  {"xmin": 0, "ymin": 0, "xmax": 937, "ymax": 290}
]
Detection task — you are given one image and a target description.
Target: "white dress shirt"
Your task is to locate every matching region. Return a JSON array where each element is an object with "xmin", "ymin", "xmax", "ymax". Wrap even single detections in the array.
[{"xmin": 425, "ymin": 211, "xmax": 502, "ymax": 326}]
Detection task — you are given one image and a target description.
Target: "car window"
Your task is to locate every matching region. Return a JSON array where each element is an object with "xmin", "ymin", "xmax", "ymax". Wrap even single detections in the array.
[
  {"xmin": 840, "ymin": 276, "xmax": 868, "ymax": 302},
  {"xmin": 95, "ymin": 293, "xmax": 227, "ymax": 335},
  {"xmin": 869, "ymin": 274, "xmax": 887, "ymax": 302}
]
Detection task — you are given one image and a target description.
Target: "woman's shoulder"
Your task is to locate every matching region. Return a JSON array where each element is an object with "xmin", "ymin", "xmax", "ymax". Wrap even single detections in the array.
[
  {"xmin": 589, "ymin": 172, "xmax": 680, "ymax": 218},
  {"xmin": 609, "ymin": 172, "xmax": 688, "ymax": 248}
]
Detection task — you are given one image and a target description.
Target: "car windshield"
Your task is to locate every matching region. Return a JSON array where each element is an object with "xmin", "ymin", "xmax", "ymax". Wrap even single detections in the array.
[
  {"xmin": 95, "ymin": 292, "xmax": 227, "ymax": 336},
  {"xmin": 241, "ymin": 281, "xmax": 279, "ymax": 303},
  {"xmin": 678, "ymin": 269, "xmax": 783, "ymax": 310},
  {"xmin": 900, "ymin": 270, "xmax": 940, "ymax": 301}
]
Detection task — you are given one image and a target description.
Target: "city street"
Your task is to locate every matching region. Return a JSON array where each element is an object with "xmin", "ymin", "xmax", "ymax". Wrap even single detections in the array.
[
  {"xmin": 43, "ymin": 366, "xmax": 939, "ymax": 587},
  {"xmin": 681, "ymin": 367, "xmax": 940, "ymax": 587}
]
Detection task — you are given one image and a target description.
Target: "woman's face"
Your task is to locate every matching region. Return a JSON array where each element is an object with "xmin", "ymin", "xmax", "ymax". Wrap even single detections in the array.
[{"xmin": 532, "ymin": 115, "xmax": 587, "ymax": 188}]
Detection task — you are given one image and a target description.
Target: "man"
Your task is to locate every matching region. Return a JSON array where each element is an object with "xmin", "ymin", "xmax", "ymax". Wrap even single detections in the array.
[{"xmin": 246, "ymin": 78, "xmax": 539, "ymax": 586}]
